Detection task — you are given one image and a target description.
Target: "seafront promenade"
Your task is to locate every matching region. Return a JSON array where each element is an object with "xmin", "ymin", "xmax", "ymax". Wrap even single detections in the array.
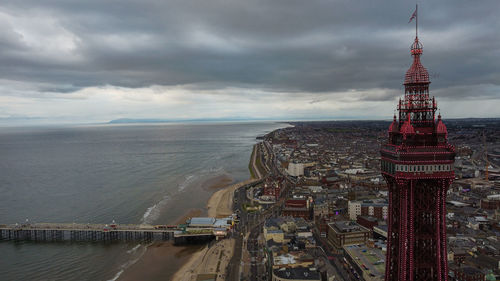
[{"xmin": 249, "ymin": 143, "xmax": 269, "ymax": 180}]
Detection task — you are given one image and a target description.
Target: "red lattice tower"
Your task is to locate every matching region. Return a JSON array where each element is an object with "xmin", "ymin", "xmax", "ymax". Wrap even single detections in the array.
[{"xmin": 380, "ymin": 23, "xmax": 455, "ymax": 281}]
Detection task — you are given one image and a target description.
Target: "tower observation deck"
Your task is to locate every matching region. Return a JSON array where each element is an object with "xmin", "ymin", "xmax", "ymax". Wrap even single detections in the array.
[{"xmin": 380, "ymin": 12, "xmax": 455, "ymax": 281}]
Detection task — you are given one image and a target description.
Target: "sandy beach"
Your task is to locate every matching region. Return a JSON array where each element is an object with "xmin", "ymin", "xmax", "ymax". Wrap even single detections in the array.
[
  {"xmin": 172, "ymin": 238, "xmax": 235, "ymax": 281},
  {"xmin": 171, "ymin": 179, "xmax": 252, "ymax": 280},
  {"xmin": 117, "ymin": 174, "xmax": 240, "ymax": 281},
  {"xmin": 206, "ymin": 181, "xmax": 236, "ymax": 218},
  {"xmin": 171, "ymin": 178, "xmax": 259, "ymax": 280},
  {"xmin": 207, "ymin": 178, "xmax": 257, "ymax": 218}
]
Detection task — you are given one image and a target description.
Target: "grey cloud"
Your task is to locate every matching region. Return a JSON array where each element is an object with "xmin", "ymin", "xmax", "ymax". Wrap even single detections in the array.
[{"xmin": 0, "ymin": 0, "xmax": 498, "ymax": 102}]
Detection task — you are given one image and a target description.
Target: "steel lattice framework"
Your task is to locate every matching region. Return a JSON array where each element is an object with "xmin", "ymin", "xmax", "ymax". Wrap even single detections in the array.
[{"xmin": 380, "ymin": 34, "xmax": 455, "ymax": 281}]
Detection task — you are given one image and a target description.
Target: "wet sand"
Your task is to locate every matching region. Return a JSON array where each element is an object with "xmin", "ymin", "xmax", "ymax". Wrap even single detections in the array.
[
  {"xmin": 118, "ymin": 242, "xmax": 204, "ymax": 281},
  {"xmin": 118, "ymin": 175, "xmax": 235, "ymax": 281},
  {"xmin": 207, "ymin": 178, "xmax": 256, "ymax": 218},
  {"xmin": 202, "ymin": 174, "xmax": 234, "ymax": 191},
  {"xmin": 207, "ymin": 184, "xmax": 234, "ymax": 218}
]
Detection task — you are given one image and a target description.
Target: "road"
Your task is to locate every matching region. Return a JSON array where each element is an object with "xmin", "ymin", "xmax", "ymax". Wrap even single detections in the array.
[
  {"xmin": 233, "ymin": 179, "xmax": 274, "ymax": 281},
  {"xmin": 251, "ymin": 144, "xmax": 264, "ymax": 179},
  {"xmin": 312, "ymin": 230, "xmax": 353, "ymax": 281},
  {"xmin": 247, "ymin": 221, "xmax": 267, "ymax": 281},
  {"xmin": 225, "ymin": 234, "xmax": 243, "ymax": 281},
  {"xmin": 262, "ymin": 140, "xmax": 298, "ymax": 185}
]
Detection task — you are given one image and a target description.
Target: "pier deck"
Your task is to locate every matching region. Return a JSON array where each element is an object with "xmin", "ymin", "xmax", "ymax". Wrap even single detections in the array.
[
  {"xmin": 0, "ymin": 223, "xmax": 175, "ymax": 242},
  {"xmin": 0, "ymin": 222, "xmax": 218, "ymax": 243}
]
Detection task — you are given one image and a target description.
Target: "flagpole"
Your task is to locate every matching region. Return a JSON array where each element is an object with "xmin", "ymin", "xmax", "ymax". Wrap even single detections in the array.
[{"xmin": 416, "ymin": 4, "xmax": 418, "ymax": 38}]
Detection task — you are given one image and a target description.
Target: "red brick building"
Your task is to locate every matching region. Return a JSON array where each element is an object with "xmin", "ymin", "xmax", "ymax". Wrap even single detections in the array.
[
  {"xmin": 262, "ymin": 177, "xmax": 284, "ymax": 201},
  {"xmin": 480, "ymin": 199, "xmax": 499, "ymax": 210},
  {"xmin": 282, "ymin": 199, "xmax": 312, "ymax": 220},
  {"xmin": 356, "ymin": 215, "xmax": 379, "ymax": 230}
]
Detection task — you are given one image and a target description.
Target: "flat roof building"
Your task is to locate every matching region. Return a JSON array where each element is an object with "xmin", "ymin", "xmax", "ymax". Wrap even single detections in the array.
[
  {"xmin": 272, "ymin": 267, "xmax": 321, "ymax": 281},
  {"xmin": 344, "ymin": 244, "xmax": 385, "ymax": 281},
  {"xmin": 188, "ymin": 217, "xmax": 216, "ymax": 227},
  {"xmin": 327, "ymin": 221, "xmax": 370, "ymax": 253}
]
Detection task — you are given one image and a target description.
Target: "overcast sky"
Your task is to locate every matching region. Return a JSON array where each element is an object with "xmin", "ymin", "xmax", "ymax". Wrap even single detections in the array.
[{"xmin": 1, "ymin": 0, "xmax": 499, "ymax": 124}]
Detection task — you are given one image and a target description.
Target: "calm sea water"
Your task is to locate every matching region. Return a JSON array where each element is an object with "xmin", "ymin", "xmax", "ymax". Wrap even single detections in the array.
[{"xmin": 0, "ymin": 122, "xmax": 288, "ymax": 281}]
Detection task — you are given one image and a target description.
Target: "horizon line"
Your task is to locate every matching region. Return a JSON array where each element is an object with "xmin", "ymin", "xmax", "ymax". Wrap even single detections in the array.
[{"xmin": 1, "ymin": 116, "xmax": 499, "ymax": 128}]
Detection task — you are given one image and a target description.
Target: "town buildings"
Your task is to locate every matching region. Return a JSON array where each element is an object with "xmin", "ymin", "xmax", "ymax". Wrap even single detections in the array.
[
  {"xmin": 348, "ymin": 200, "xmax": 388, "ymax": 221},
  {"xmin": 326, "ymin": 221, "xmax": 370, "ymax": 253}
]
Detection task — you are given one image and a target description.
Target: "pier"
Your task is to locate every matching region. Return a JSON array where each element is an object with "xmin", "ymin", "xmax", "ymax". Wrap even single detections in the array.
[{"xmin": 0, "ymin": 222, "xmax": 214, "ymax": 244}]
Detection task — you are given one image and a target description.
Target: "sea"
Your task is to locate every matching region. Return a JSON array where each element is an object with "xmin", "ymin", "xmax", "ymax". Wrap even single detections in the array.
[{"xmin": 0, "ymin": 121, "xmax": 288, "ymax": 281}]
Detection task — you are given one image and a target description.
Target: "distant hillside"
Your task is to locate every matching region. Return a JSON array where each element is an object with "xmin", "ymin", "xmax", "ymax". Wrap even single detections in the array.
[
  {"xmin": 108, "ymin": 117, "xmax": 264, "ymax": 124},
  {"xmin": 109, "ymin": 118, "xmax": 173, "ymax": 124}
]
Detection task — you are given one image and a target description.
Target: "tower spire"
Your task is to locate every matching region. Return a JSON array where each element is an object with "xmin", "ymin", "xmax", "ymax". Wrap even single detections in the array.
[{"xmin": 403, "ymin": 5, "xmax": 433, "ymax": 126}]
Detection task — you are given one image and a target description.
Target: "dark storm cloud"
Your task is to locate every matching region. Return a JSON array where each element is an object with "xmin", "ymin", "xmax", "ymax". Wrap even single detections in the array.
[{"xmin": 0, "ymin": 0, "xmax": 499, "ymax": 100}]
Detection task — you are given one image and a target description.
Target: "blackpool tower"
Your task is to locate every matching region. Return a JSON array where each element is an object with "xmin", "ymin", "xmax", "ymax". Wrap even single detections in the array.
[{"xmin": 380, "ymin": 10, "xmax": 456, "ymax": 281}]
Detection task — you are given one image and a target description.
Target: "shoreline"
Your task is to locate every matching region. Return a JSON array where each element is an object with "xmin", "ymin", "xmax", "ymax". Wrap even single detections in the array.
[
  {"xmin": 117, "ymin": 174, "xmax": 242, "ymax": 281},
  {"xmin": 172, "ymin": 179, "xmax": 254, "ymax": 280}
]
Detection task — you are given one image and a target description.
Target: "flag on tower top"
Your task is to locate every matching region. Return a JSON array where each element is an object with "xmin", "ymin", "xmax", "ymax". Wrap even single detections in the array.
[{"xmin": 408, "ymin": 7, "xmax": 417, "ymax": 23}]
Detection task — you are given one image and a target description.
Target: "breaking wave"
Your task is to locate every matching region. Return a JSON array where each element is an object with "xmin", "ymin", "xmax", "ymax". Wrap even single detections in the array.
[
  {"xmin": 127, "ymin": 244, "xmax": 141, "ymax": 254},
  {"xmin": 178, "ymin": 174, "xmax": 198, "ymax": 191},
  {"xmin": 107, "ymin": 243, "xmax": 149, "ymax": 281},
  {"xmin": 177, "ymin": 166, "xmax": 226, "ymax": 191},
  {"xmin": 141, "ymin": 194, "xmax": 170, "ymax": 224},
  {"xmin": 141, "ymin": 166, "xmax": 227, "ymax": 224}
]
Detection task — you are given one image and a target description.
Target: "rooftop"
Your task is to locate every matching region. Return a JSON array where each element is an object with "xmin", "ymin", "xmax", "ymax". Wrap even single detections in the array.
[
  {"xmin": 189, "ymin": 217, "xmax": 216, "ymax": 226},
  {"xmin": 344, "ymin": 244, "xmax": 386, "ymax": 279},
  {"xmin": 329, "ymin": 221, "xmax": 368, "ymax": 233},
  {"xmin": 273, "ymin": 267, "xmax": 321, "ymax": 280},
  {"xmin": 374, "ymin": 225, "xmax": 388, "ymax": 232}
]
